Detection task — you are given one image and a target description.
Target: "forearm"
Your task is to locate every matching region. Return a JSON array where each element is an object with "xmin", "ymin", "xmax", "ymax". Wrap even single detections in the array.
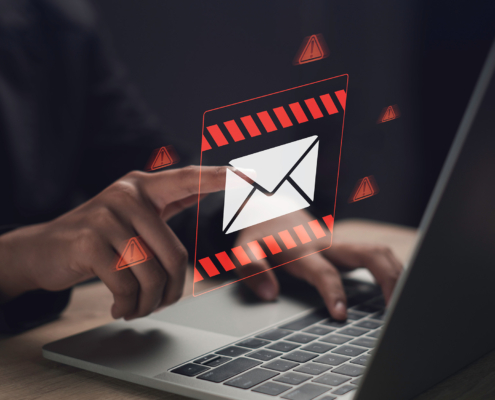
[{"xmin": 0, "ymin": 225, "xmax": 42, "ymax": 303}]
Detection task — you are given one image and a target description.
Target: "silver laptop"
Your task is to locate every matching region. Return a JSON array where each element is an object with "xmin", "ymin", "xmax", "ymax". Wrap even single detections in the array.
[{"xmin": 43, "ymin": 41, "xmax": 495, "ymax": 400}]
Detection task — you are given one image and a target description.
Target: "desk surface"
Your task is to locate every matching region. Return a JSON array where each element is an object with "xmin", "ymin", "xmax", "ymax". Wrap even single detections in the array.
[{"xmin": 1, "ymin": 219, "xmax": 494, "ymax": 400}]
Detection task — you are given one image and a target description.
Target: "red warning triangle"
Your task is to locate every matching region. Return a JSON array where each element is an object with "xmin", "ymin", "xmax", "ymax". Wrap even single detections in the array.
[
  {"xmin": 151, "ymin": 147, "xmax": 172, "ymax": 170},
  {"xmin": 299, "ymin": 35, "xmax": 324, "ymax": 64},
  {"xmin": 353, "ymin": 177, "xmax": 375, "ymax": 202},
  {"xmin": 382, "ymin": 106, "xmax": 396, "ymax": 122},
  {"xmin": 116, "ymin": 237, "xmax": 148, "ymax": 270}
]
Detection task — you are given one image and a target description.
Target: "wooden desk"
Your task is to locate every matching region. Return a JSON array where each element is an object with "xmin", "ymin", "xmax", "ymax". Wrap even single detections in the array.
[{"xmin": 1, "ymin": 220, "xmax": 494, "ymax": 399}]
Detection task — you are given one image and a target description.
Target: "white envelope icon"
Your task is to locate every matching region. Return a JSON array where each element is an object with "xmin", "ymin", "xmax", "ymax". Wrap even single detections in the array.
[{"xmin": 223, "ymin": 136, "xmax": 319, "ymax": 234}]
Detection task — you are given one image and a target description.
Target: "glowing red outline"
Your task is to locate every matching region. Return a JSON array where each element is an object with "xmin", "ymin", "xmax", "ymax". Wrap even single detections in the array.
[
  {"xmin": 114, "ymin": 236, "xmax": 153, "ymax": 271},
  {"xmin": 348, "ymin": 176, "xmax": 379, "ymax": 203},
  {"xmin": 144, "ymin": 145, "xmax": 179, "ymax": 171},
  {"xmin": 194, "ymin": 75, "xmax": 348, "ymax": 296},
  {"xmin": 377, "ymin": 105, "xmax": 400, "ymax": 124},
  {"xmin": 293, "ymin": 34, "xmax": 330, "ymax": 65}
]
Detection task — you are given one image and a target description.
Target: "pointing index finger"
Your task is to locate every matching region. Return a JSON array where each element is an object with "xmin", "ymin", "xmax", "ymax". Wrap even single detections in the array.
[{"xmin": 143, "ymin": 165, "xmax": 228, "ymax": 210}]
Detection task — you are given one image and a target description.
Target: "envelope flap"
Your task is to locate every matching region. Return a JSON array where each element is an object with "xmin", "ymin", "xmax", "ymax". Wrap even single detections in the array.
[{"xmin": 229, "ymin": 136, "xmax": 318, "ymax": 193}]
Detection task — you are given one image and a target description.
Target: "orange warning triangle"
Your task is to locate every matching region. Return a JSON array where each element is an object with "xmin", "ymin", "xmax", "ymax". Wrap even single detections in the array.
[
  {"xmin": 151, "ymin": 147, "xmax": 172, "ymax": 170},
  {"xmin": 299, "ymin": 35, "xmax": 324, "ymax": 63},
  {"xmin": 353, "ymin": 177, "xmax": 375, "ymax": 202},
  {"xmin": 382, "ymin": 106, "xmax": 396, "ymax": 122},
  {"xmin": 116, "ymin": 238, "xmax": 147, "ymax": 270}
]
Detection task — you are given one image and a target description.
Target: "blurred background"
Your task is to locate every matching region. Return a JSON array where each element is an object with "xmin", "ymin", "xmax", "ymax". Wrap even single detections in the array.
[{"xmin": 90, "ymin": 0, "xmax": 495, "ymax": 230}]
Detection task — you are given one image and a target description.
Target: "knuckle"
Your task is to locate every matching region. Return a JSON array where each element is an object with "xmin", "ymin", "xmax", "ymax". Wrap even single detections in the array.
[
  {"xmin": 92, "ymin": 206, "xmax": 116, "ymax": 228},
  {"xmin": 125, "ymin": 170, "xmax": 147, "ymax": 182},
  {"xmin": 75, "ymin": 227, "xmax": 101, "ymax": 255}
]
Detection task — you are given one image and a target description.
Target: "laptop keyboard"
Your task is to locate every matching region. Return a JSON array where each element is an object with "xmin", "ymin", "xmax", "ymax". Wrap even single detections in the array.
[{"xmin": 168, "ymin": 296, "xmax": 385, "ymax": 399}]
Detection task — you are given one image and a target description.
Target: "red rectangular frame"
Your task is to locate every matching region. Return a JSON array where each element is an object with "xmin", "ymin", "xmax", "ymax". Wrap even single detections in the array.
[{"xmin": 194, "ymin": 74, "xmax": 349, "ymax": 297}]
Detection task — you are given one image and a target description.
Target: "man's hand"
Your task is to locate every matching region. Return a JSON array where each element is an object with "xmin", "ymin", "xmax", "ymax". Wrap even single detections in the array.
[
  {"xmin": 0, "ymin": 166, "xmax": 227, "ymax": 320},
  {"xmin": 234, "ymin": 210, "xmax": 403, "ymax": 320}
]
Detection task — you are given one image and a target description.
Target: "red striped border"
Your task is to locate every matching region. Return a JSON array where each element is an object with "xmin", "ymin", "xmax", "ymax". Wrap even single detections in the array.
[
  {"xmin": 201, "ymin": 91, "xmax": 345, "ymax": 151},
  {"xmin": 194, "ymin": 215, "xmax": 334, "ymax": 282}
]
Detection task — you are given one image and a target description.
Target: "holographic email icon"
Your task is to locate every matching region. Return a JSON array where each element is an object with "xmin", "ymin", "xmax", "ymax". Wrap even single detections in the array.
[{"xmin": 223, "ymin": 135, "xmax": 319, "ymax": 234}]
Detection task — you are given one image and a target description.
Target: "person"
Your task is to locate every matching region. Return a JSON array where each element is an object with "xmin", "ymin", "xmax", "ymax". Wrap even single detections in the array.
[{"xmin": 0, "ymin": 0, "xmax": 402, "ymax": 333}]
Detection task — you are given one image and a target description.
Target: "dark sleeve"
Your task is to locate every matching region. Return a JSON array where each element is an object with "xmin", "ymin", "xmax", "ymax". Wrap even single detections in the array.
[
  {"xmin": 0, "ymin": 225, "xmax": 72, "ymax": 334},
  {"xmin": 0, "ymin": 288, "xmax": 72, "ymax": 334}
]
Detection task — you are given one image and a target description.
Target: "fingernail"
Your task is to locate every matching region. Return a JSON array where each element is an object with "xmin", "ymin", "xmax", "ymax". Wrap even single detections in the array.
[
  {"xmin": 334, "ymin": 301, "xmax": 347, "ymax": 318},
  {"xmin": 257, "ymin": 281, "xmax": 277, "ymax": 301}
]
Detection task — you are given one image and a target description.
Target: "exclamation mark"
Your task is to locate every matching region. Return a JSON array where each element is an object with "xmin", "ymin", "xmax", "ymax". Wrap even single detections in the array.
[
  {"xmin": 130, "ymin": 243, "xmax": 135, "ymax": 262},
  {"xmin": 310, "ymin": 39, "xmax": 314, "ymax": 58}
]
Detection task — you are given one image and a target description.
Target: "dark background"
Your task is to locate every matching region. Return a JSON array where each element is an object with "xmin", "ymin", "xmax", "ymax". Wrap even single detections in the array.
[{"xmin": 90, "ymin": 0, "xmax": 495, "ymax": 227}]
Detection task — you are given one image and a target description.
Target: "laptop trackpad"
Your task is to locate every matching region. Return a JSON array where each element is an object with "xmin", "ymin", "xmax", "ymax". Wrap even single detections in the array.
[{"xmin": 147, "ymin": 283, "xmax": 323, "ymax": 337}]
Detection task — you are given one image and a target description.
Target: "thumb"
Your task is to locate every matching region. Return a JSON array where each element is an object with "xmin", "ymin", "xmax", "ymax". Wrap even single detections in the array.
[{"xmin": 237, "ymin": 258, "xmax": 280, "ymax": 301}]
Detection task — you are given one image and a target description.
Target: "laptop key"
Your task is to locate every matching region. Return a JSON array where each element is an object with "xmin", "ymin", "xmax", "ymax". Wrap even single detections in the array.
[
  {"xmin": 247, "ymin": 349, "xmax": 282, "ymax": 362},
  {"xmin": 332, "ymin": 364, "xmax": 365, "ymax": 377},
  {"xmin": 252, "ymin": 381, "xmax": 291, "ymax": 396},
  {"xmin": 294, "ymin": 362, "xmax": 332, "ymax": 375},
  {"xmin": 318, "ymin": 396, "xmax": 337, "ymax": 400},
  {"xmin": 197, "ymin": 357, "xmax": 261, "ymax": 383},
  {"xmin": 256, "ymin": 328, "xmax": 293, "ymax": 341},
  {"xmin": 282, "ymin": 350, "xmax": 318, "ymax": 363},
  {"xmin": 351, "ymin": 377, "xmax": 362, "ymax": 385},
  {"xmin": 215, "ymin": 346, "xmax": 250, "ymax": 357},
  {"xmin": 350, "ymin": 337, "xmax": 377, "ymax": 348},
  {"xmin": 346, "ymin": 310, "xmax": 368, "ymax": 320},
  {"xmin": 237, "ymin": 338, "xmax": 270, "ymax": 349},
  {"xmin": 332, "ymin": 345, "xmax": 367, "ymax": 357},
  {"xmin": 313, "ymin": 354, "xmax": 350, "ymax": 366},
  {"xmin": 204, "ymin": 356, "xmax": 231, "ymax": 367},
  {"xmin": 279, "ymin": 310, "xmax": 328, "ymax": 331},
  {"xmin": 194, "ymin": 354, "xmax": 217, "ymax": 364},
  {"xmin": 355, "ymin": 319, "xmax": 382, "ymax": 329},
  {"xmin": 263, "ymin": 359, "xmax": 299, "ymax": 372},
  {"xmin": 224, "ymin": 368, "xmax": 278, "ymax": 389},
  {"xmin": 350, "ymin": 354, "xmax": 370, "ymax": 366},
  {"xmin": 338, "ymin": 327, "xmax": 369, "ymax": 337},
  {"xmin": 313, "ymin": 372, "xmax": 350, "ymax": 386},
  {"xmin": 274, "ymin": 372, "xmax": 311, "ymax": 385},
  {"xmin": 267, "ymin": 341, "xmax": 300, "ymax": 352},
  {"xmin": 332, "ymin": 384, "xmax": 357, "ymax": 395},
  {"xmin": 303, "ymin": 326, "xmax": 334, "ymax": 336},
  {"xmin": 320, "ymin": 334, "xmax": 352, "ymax": 345},
  {"xmin": 286, "ymin": 333, "xmax": 319, "ymax": 344},
  {"xmin": 321, "ymin": 319, "xmax": 349, "ymax": 328},
  {"xmin": 301, "ymin": 342, "xmax": 335, "ymax": 354},
  {"xmin": 282, "ymin": 383, "xmax": 330, "ymax": 400},
  {"xmin": 171, "ymin": 363, "xmax": 209, "ymax": 377}
]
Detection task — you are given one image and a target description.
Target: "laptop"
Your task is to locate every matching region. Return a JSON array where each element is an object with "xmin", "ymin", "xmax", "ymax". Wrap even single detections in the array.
[{"xmin": 42, "ymin": 38, "xmax": 495, "ymax": 400}]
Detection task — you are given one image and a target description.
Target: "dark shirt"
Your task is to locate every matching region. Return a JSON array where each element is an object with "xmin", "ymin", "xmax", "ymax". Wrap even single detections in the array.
[{"xmin": 0, "ymin": 0, "xmax": 167, "ymax": 333}]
